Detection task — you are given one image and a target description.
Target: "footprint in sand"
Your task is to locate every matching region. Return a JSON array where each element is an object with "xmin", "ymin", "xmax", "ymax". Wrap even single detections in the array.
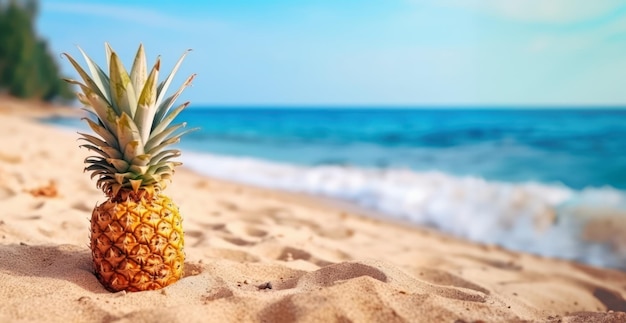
[
  {"xmin": 257, "ymin": 207, "xmax": 295, "ymax": 223},
  {"xmin": 236, "ymin": 212, "xmax": 268, "ymax": 225},
  {"xmin": 198, "ymin": 223, "xmax": 227, "ymax": 232},
  {"xmin": 71, "ymin": 201, "xmax": 93, "ymax": 213},
  {"xmin": 205, "ymin": 248, "xmax": 261, "ymax": 263},
  {"xmin": 195, "ymin": 222, "xmax": 261, "ymax": 248},
  {"xmin": 184, "ymin": 230, "xmax": 207, "ymax": 247},
  {"xmin": 31, "ymin": 201, "xmax": 46, "ymax": 210},
  {"xmin": 272, "ymin": 262, "xmax": 388, "ymax": 291},
  {"xmin": 185, "ymin": 230, "xmax": 204, "ymax": 238},
  {"xmin": 415, "ymin": 268, "xmax": 490, "ymax": 295},
  {"xmin": 276, "ymin": 246, "xmax": 347, "ymax": 268},
  {"xmin": 0, "ymin": 186, "xmax": 16, "ymax": 200},
  {"xmin": 245, "ymin": 226, "xmax": 268, "ymax": 238},
  {"xmin": 217, "ymin": 200, "xmax": 239, "ymax": 212},
  {"xmin": 201, "ymin": 287, "xmax": 234, "ymax": 303},
  {"xmin": 200, "ymin": 222, "xmax": 268, "ymax": 247},
  {"xmin": 0, "ymin": 152, "xmax": 22, "ymax": 164},
  {"xmin": 277, "ymin": 247, "xmax": 312, "ymax": 262},
  {"xmin": 225, "ymin": 222, "xmax": 269, "ymax": 240},
  {"xmin": 222, "ymin": 236, "xmax": 257, "ymax": 246}
]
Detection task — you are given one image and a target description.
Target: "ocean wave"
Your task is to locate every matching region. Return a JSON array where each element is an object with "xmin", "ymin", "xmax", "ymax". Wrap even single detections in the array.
[{"xmin": 182, "ymin": 151, "xmax": 626, "ymax": 270}]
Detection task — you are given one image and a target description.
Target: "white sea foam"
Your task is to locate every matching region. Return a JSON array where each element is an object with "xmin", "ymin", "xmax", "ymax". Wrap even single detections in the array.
[{"xmin": 182, "ymin": 151, "xmax": 626, "ymax": 269}]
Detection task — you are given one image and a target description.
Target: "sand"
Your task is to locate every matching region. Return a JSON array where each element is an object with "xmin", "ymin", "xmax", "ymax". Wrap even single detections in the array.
[{"xmin": 1, "ymin": 98, "xmax": 625, "ymax": 323}]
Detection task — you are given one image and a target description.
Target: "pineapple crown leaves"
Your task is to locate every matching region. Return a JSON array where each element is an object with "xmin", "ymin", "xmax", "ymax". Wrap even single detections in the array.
[{"xmin": 63, "ymin": 43, "xmax": 198, "ymax": 197}]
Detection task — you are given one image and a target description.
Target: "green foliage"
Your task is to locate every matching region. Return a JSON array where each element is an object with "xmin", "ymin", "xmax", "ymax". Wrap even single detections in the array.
[{"xmin": 0, "ymin": 0, "xmax": 73, "ymax": 102}]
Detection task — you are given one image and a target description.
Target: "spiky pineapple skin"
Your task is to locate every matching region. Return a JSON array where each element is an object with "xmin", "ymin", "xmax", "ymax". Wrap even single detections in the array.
[{"xmin": 90, "ymin": 193, "xmax": 184, "ymax": 292}]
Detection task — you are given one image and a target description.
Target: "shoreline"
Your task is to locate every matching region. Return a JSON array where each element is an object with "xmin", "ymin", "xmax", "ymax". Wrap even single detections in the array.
[
  {"xmin": 1, "ymin": 98, "xmax": 625, "ymax": 322},
  {"xmin": 38, "ymin": 104, "xmax": 626, "ymax": 270}
]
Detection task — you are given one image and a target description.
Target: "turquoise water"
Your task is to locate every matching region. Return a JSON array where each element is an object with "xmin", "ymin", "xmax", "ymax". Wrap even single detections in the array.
[
  {"xmin": 177, "ymin": 108, "xmax": 626, "ymax": 190},
  {"xmin": 45, "ymin": 107, "xmax": 626, "ymax": 270}
]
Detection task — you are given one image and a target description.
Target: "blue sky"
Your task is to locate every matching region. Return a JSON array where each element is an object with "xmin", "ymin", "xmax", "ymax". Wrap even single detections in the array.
[{"xmin": 39, "ymin": 0, "xmax": 626, "ymax": 106}]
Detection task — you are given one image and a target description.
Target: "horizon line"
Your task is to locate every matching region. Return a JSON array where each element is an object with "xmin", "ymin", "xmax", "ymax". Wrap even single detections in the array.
[{"xmin": 184, "ymin": 103, "xmax": 626, "ymax": 110}]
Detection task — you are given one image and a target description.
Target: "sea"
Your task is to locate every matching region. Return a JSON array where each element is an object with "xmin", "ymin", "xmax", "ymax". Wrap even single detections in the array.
[{"xmin": 45, "ymin": 107, "xmax": 626, "ymax": 270}]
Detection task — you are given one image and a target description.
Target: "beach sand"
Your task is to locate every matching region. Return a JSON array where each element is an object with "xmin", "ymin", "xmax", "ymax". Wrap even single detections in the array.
[{"xmin": 1, "ymin": 98, "xmax": 625, "ymax": 322}]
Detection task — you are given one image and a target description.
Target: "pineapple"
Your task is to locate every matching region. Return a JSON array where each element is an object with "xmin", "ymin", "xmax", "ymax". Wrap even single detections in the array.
[{"xmin": 63, "ymin": 43, "xmax": 196, "ymax": 292}]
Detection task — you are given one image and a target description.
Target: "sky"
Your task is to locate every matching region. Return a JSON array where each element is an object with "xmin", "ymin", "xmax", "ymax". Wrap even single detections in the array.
[{"xmin": 38, "ymin": 0, "xmax": 626, "ymax": 106}]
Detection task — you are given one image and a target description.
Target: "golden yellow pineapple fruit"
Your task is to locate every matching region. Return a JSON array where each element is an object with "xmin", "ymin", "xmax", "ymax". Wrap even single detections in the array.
[{"xmin": 63, "ymin": 43, "xmax": 195, "ymax": 292}]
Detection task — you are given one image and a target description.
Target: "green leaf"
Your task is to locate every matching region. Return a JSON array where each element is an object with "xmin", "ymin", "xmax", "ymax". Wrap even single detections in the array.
[
  {"xmin": 77, "ymin": 46, "xmax": 113, "ymax": 105},
  {"xmin": 100, "ymin": 146, "xmax": 123, "ymax": 159},
  {"xmin": 76, "ymin": 93, "xmax": 91, "ymax": 106},
  {"xmin": 79, "ymin": 144, "xmax": 109, "ymax": 158},
  {"xmin": 109, "ymin": 52, "xmax": 138, "ymax": 117},
  {"xmin": 84, "ymin": 157, "xmax": 113, "ymax": 170},
  {"xmin": 155, "ymin": 49, "xmax": 192, "ymax": 111},
  {"xmin": 145, "ymin": 128, "xmax": 198, "ymax": 156},
  {"xmin": 82, "ymin": 118, "xmax": 119, "ymax": 149},
  {"xmin": 130, "ymin": 154, "xmax": 152, "ymax": 167},
  {"xmin": 79, "ymin": 110, "xmax": 102, "ymax": 129},
  {"xmin": 129, "ymin": 165, "xmax": 149, "ymax": 175},
  {"xmin": 145, "ymin": 136, "xmax": 181, "ymax": 156},
  {"xmin": 65, "ymin": 79, "xmax": 117, "ymax": 134},
  {"xmin": 63, "ymin": 78, "xmax": 92, "ymax": 99},
  {"xmin": 145, "ymin": 122, "xmax": 186, "ymax": 151},
  {"xmin": 62, "ymin": 53, "xmax": 110, "ymax": 106},
  {"xmin": 79, "ymin": 132, "xmax": 122, "ymax": 159},
  {"xmin": 106, "ymin": 158, "xmax": 130, "ymax": 172},
  {"xmin": 153, "ymin": 74, "xmax": 195, "ymax": 129},
  {"xmin": 105, "ymin": 42, "xmax": 114, "ymax": 72},
  {"xmin": 115, "ymin": 113, "xmax": 143, "ymax": 155},
  {"xmin": 123, "ymin": 140, "xmax": 144, "ymax": 162},
  {"xmin": 78, "ymin": 132, "xmax": 107, "ymax": 148},
  {"xmin": 147, "ymin": 162, "xmax": 175, "ymax": 176},
  {"xmin": 134, "ymin": 58, "xmax": 160, "ymax": 142},
  {"xmin": 151, "ymin": 102, "xmax": 189, "ymax": 135},
  {"xmin": 85, "ymin": 164, "xmax": 117, "ymax": 175},
  {"xmin": 149, "ymin": 149, "xmax": 180, "ymax": 165},
  {"xmin": 129, "ymin": 43, "xmax": 148, "ymax": 96},
  {"xmin": 152, "ymin": 151, "xmax": 182, "ymax": 165},
  {"xmin": 88, "ymin": 169, "xmax": 110, "ymax": 180},
  {"xmin": 84, "ymin": 91, "xmax": 118, "ymax": 133},
  {"xmin": 114, "ymin": 172, "xmax": 135, "ymax": 185}
]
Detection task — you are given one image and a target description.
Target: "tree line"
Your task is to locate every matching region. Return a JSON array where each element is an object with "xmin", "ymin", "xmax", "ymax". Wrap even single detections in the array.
[{"xmin": 0, "ymin": 0, "xmax": 73, "ymax": 102}]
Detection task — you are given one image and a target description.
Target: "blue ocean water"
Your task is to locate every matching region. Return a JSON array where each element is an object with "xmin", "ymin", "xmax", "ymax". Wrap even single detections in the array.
[
  {"xmin": 179, "ymin": 108, "xmax": 626, "ymax": 190},
  {"xmin": 45, "ymin": 107, "xmax": 626, "ymax": 269}
]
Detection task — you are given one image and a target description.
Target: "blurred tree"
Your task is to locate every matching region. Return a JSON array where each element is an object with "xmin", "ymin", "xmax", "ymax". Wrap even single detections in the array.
[{"xmin": 0, "ymin": 0, "xmax": 73, "ymax": 102}]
